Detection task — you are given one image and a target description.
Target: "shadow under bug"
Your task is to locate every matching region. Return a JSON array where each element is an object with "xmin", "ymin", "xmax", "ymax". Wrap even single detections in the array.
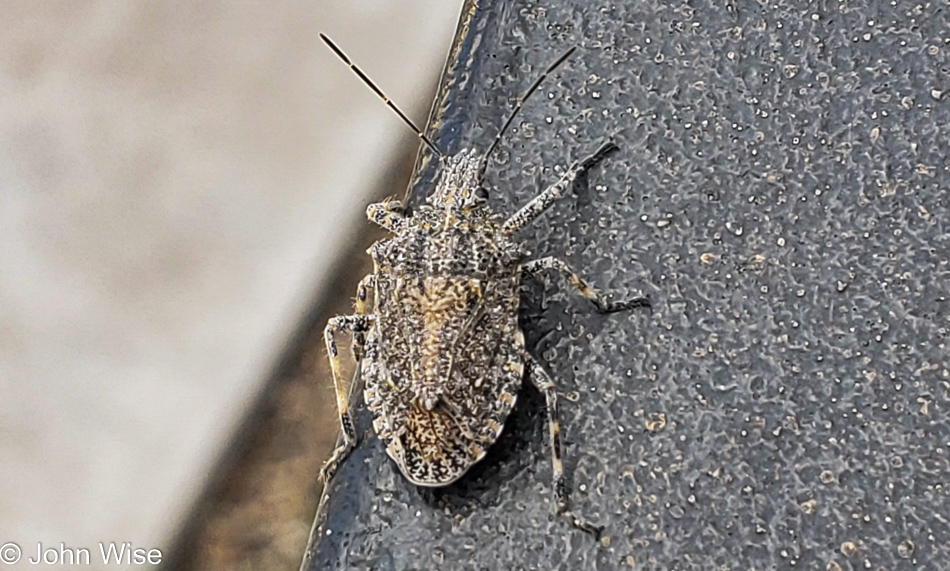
[{"xmin": 318, "ymin": 33, "xmax": 650, "ymax": 537}]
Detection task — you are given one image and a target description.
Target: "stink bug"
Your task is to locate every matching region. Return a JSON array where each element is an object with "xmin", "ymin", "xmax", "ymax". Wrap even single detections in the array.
[{"xmin": 318, "ymin": 33, "xmax": 650, "ymax": 536}]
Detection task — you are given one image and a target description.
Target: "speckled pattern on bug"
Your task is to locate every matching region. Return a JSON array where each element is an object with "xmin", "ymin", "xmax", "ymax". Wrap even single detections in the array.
[{"xmin": 318, "ymin": 34, "xmax": 650, "ymax": 537}]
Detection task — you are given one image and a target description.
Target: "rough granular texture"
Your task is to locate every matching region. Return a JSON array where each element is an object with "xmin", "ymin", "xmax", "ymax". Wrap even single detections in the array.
[{"xmin": 304, "ymin": 0, "xmax": 950, "ymax": 569}]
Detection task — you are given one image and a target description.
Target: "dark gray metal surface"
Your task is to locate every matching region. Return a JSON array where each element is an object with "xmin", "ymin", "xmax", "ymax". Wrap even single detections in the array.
[{"xmin": 303, "ymin": 0, "xmax": 950, "ymax": 568}]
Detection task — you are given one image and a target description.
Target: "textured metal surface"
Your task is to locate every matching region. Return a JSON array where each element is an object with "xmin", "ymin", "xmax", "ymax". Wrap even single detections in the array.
[{"xmin": 304, "ymin": 0, "xmax": 950, "ymax": 568}]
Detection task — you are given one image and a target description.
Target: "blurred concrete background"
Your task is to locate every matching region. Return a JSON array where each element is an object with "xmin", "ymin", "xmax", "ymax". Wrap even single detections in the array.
[{"xmin": 0, "ymin": 1, "xmax": 460, "ymax": 569}]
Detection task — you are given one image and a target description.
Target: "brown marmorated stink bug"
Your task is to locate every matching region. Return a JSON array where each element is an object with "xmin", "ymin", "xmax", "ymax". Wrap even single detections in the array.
[{"xmin": 318, "ymin": 34, "xmax": 650, "ymax": 536}]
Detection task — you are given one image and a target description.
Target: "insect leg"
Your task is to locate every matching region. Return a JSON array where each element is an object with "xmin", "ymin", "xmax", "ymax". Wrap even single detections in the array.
[
  {"xmin": 521, "ymin": 257, "xmax": 650, "ymax": 313},
  {"xmin": 352, "ymin": 274, "xmax": 375, "ymax": 361},
  {"xmin": 501, "ymin": 140, "xmax": 618, "ymax": 235},
  {"xmin": 523, "ymin": 352, "xmax": 603, "ymax": 537},
  {"xmin": 366, "ymin": 200, "xmax": 406, "ymax": 234},
  {"xmin": 354, "ymin": 274, "xmax": 375, "ymax": 315},
  {"xmin": 321, "ymin": 314, "xmax": 375, "ymax": 483}
]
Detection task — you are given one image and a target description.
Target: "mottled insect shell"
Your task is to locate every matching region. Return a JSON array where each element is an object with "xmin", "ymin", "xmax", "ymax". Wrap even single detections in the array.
[
  {"xmin": 319, "ymin": 34, "xmax": 648, "ymax": 536},
  {"xmin": 362, "ymin": 150, "xmax": 527, "ymax": 486}
]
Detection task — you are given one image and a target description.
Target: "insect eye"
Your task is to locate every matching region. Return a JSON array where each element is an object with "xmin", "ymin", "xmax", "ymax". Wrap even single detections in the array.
[{"xmin": 473, "ymin": 187, "xmax": 489, "ymax": 203}]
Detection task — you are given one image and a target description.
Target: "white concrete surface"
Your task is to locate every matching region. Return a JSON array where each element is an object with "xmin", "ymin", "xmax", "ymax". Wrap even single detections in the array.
[{"xmin": 0, "ymin": 1, "xmax": 460, "ymax": 567}]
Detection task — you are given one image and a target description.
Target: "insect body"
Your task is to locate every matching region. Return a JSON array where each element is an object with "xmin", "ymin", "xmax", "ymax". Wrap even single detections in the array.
[{"xmin": 319, "ymin": 34, "xmax": 650, "ymax": 536}]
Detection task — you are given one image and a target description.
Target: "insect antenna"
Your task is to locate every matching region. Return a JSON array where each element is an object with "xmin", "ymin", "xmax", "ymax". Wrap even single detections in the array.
[
  {"xmin": 480, "ymin": 46, "xmax": 577, "ymax": 176},
  {"xmin": 320, "ymin": 33, "xmax": 443, "ymax": 158}
]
